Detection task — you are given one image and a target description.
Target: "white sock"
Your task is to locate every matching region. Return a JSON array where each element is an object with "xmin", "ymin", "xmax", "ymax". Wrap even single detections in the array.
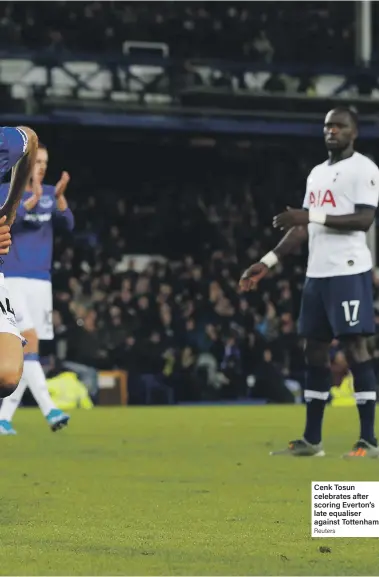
[
  {"xmin": 0, "ymin": 378, "xmax": 27, "ymax": 422},
  {"xmin": 23, "ymin": 358, "xmax": 56, "ymax": 417}
]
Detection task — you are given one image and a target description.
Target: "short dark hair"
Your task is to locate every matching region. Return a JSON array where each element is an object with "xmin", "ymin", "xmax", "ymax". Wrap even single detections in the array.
[
  {"xmin": 330, "ymin": 106, "xmax": 359, "ymax": 129},
  {"xmin": 38, "ymin": 141, "xmax": 47, "ymax": 150}
]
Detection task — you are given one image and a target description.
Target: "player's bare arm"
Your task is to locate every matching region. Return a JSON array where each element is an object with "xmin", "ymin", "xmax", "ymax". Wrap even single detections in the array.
[
  {"xmin": 55, "ymin": 171, "xmax": 70, "ymax": 211},
  {"xmin": 22, "ymin": 144, "xmax": 71, "ymax": 213},
  {"xmin": 274, "ymin": 205, "xmax": 375, "ymax": 232},
  {"xmin": 1, "ymin": 126, "xmax": 38, "ymax": 225},
  {"xmin": 23, "ymin": 163, "xmax": 43, "ymax": 211},
  {"xmin": 239, "ymin": 225, "xmax": 307, "ymax": 292}
]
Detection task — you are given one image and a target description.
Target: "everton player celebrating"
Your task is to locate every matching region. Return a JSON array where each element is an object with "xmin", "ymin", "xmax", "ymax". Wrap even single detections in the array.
[{"xmin": 240, "ymin": 107, "xmax": 379, "ymax": 458}]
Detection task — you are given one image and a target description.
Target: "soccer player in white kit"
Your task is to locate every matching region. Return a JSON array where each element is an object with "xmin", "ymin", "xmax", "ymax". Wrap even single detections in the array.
[{"xmin": 240, "ymin": 107, "xmax": 379, "ymax": 458}]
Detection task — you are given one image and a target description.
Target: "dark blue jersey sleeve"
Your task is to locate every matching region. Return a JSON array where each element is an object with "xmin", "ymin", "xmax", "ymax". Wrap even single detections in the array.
[{"xmin": 53, "ymin": 205, "xmax": 75, "ymax": 231}]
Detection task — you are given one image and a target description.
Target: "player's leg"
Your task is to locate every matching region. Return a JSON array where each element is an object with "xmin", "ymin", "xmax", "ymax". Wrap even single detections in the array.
[
  {"xmin": 0, "ymin": 378, "xmax": 27, "ymax": 434},
  {"xmin": 0, "ymin": 329, "xmax": 57, "ymax": 434},
  {"xmin": 270, "ymin": 277, "xmax": 332, "ymax": 456},
  {"xmin": 0, "ymin": 279, "xmax": 30, "ymax": 433},
  {"xmin": 0, "ymin": 283, "xmax": 24, "ymax": 410},
  {"xmin": 23, "ymin": 279, "xmax": 69, "ymax": 431},
  {"xmin": 21, "ymin": 328, "xmax": 68, "ymax": 430},
  {"xmin": 0, "ymin": 278, "xmax": 68, "ymax": 433},
  {"xmin": 340, "ymin": 335, "xmax": 378, "ymax": 456},
  {"xmin": 0, "ymin": 334, "xmax": 23, "ymax": 434},
  {"xmin": 0, "ymin": 334, "xmax": 23, "ymax": 395},
  {"xmin": 331, "ymin": 271, "xmax": 379, "ymax": 457},
  {"xmin": 302, "ymin": 338, "xmax": 331, "ymax": 446}
]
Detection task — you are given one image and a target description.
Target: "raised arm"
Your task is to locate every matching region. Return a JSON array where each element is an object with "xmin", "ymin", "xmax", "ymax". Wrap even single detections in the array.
[
  {"xmin": 0, "ymin": 126, "xmax": 38, "ymax": 225},
  {"xmin": 53, "ymin": 171, "xmax": 74, "ymax": 231}
]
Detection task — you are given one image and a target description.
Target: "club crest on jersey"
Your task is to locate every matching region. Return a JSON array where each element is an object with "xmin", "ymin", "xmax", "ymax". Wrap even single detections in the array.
[
  {"xmin": 309, "ymin": 189, "xmax": 336, "ymax": 207},
  {"xmin": 39, "ymin": 196, "xmax": 53, "ymax": 209}
]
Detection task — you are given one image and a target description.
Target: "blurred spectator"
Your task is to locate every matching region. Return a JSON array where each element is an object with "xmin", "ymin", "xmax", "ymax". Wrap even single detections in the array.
[
  {"xmin": 252, "ymin": 30, "xmax": 274, "ymax": 64},
  {"xmin": 172, "ymin": 346, "xmax": 200, "ymax": 402},
  {"xmin": 67, "ymin": 309, "xmax": 110, "ymax": 369},
  {"xmin": 134, "ymin": 331, "xmax": 175, "ymax": 405},
  {"xmin": 250, "ymin": 348, "xmax": 296, "ymax": 403}
]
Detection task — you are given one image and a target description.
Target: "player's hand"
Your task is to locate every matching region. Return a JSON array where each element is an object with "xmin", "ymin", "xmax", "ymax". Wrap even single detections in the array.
[
  {"xmin": 0, "ymin": 216, "xmax": 12, "ymax": 255},
  {"xmin": 55, "ymin": 171, "xmax": 70, "ymax": 198},
  {"xmin": 239, "ymin": 262, "xmax": 269, "ymax": 292},
  {"xmin": 273, "ymin": 207, "xmax": 309, "ymax": 231}
]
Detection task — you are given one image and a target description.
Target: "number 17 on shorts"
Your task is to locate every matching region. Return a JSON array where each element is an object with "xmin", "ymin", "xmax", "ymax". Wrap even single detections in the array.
[{"xmin": 341, "ymin": 300, "xmax": 360, "ymax": 327}]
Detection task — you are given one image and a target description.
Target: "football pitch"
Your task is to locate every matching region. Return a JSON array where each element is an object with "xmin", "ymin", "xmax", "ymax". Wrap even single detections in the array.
[{"xmin": 1, "ymin": 404, "xmax": 378, "ymax": 576}]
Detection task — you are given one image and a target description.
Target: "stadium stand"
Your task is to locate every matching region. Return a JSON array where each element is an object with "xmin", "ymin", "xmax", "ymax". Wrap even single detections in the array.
[{"xmin": 0, "ymin": 1, "xmax": 356, "ymax": 64}]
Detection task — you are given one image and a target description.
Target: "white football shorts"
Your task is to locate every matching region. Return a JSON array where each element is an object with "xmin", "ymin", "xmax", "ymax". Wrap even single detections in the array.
[
  {"xmin": 0, "ymin": 274, "xmax": 23, "ymax": 341},
  {"xmin": 5, "ymin": 277, "xmax": 54, "ymax": 340}
]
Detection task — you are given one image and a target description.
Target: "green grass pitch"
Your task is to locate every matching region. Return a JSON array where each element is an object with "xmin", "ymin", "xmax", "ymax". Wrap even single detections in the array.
[{"xmin": 1, "ymin": 404, "xmax": 378, "ymax": 576}]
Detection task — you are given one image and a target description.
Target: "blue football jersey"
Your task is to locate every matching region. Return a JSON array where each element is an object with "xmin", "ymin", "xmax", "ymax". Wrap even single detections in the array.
[{"xmin": 0, "ymin": 183, "xmax": 74, "ymax": 280}]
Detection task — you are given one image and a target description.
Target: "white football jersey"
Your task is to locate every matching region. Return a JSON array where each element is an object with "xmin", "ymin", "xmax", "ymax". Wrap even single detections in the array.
[{"xmin": 302, "ymin": 152, "xmax": 379, "ymax": 278}]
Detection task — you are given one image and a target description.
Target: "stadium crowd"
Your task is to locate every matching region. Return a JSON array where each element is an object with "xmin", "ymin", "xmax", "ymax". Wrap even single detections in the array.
[
  {"xmin": 27, "ymin": 136, "xmax": 379, "ymax": 405},
  {"xmin": 0, "ymin": 1, "xmax": 356, "ymax": 65}
]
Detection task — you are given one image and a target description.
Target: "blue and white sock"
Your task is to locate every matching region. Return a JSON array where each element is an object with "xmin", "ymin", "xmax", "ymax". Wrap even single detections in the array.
[
  {"xmin": 351, "ymin": 360, "xmax": 377, "ymax": 446},
  {"xmin": 22, "ymin": 353, "xmax": 56, "ymax": 417},
  {"xmin": 0, "ymin": 379, "xmax": 27, "ymax": 421},
  {"xmin": 303, "ymin": 366, "xmax": 331, "ymax": 445}
]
